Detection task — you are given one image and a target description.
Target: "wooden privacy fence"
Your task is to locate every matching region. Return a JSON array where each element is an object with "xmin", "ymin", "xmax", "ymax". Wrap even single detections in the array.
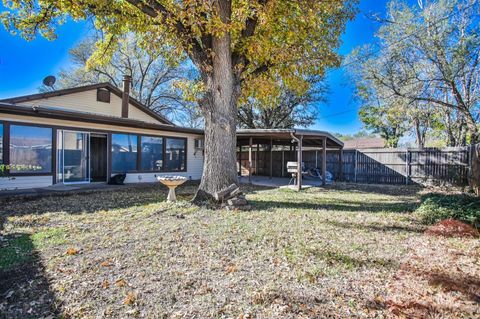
[
  {"xmin": 471, "ymin": 143, "xmax": 480, "ymax": 194},
  {"xmin": 238, "ymin": 147, "xmax": 473, "ymax": 186}
]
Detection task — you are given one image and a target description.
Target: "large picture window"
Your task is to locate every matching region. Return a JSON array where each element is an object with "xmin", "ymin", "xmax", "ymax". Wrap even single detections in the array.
[
  {"xmin": 9, "ymin": 125, "xmax": 52, "ymax": 173},
  {"xmin": 141, "ymin": 136, "xmax": 163, "ymax": 171},
  {"xmin": 112, "ymin": 134, "xmax": 137, "ymax": 172},
  {"xmin": 165, "ymin": 138, "xmax": 186, "ymax": 171}
]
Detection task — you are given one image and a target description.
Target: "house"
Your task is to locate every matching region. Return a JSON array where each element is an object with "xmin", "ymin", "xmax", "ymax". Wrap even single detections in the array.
[
  {"xmin": 0, "ymin": 76, "xmax": 204, "ymax": 190},
  {"xmin": 343, "ymin": 137, "xmax": 386, "ymax": 149}
]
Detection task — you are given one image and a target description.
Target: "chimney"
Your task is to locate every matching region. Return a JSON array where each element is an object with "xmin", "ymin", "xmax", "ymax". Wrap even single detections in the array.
[{"xmin": 121, "ymin": 75, "xmax": 131, "ymax": 118}]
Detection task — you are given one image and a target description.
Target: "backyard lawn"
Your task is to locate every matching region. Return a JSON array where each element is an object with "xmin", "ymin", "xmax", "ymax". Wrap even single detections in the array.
[{"xmin": 0, "ymin": 183, "xmax": 478, "ymax": 318}]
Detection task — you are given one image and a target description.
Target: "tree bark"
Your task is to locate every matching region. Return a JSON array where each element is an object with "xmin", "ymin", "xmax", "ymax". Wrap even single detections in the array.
[{"xmin": 193, "ymin": 13, "xmax": 240, "ymax": 203}]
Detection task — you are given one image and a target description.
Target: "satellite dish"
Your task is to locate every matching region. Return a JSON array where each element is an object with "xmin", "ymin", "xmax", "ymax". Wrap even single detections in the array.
[{"xmin": 42, "ymin": 75, "xmax": 56, "ymax": 88}]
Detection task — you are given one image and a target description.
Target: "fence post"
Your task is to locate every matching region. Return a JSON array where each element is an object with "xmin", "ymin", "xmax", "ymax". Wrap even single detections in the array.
[
  {"xmin": 406, "ymin": 148, "xmax": 410, "ymax": 185},
  {"xmin": 354, "ymin": 149, "xmax": 358, "ymax": 183},
  {"xmin": 339, "ymin": 149, "xmax": 344, "ymax": 181}
]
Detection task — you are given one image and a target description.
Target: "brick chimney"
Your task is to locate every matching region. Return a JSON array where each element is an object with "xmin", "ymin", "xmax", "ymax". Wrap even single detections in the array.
[{"xmin": 121, "ymin": 75, "xmax": 131, "ymax": 118}]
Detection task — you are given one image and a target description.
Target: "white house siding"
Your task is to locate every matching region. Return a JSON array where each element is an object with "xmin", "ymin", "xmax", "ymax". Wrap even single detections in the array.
[
  {"xmin": 17, "ymin": 90, "xmax": 162, "ymax": 124},
  {"xmin": 0, "ymin": 114, "xmax": 204, "ymax": 188},
  {"xmin": 0, "ymin": 176, "xmax": 53, "ymax": 190}
]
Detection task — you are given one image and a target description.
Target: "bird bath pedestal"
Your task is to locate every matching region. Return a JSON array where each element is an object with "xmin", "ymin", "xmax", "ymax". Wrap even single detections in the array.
[{"xmin": 156, "ymin": 176, "xmax": 187, "ymax": 202}]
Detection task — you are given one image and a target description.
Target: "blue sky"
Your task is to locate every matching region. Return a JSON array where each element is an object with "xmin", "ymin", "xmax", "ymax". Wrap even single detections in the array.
[{"xmin": 0, "ymin": 1, "xmax": 403, "ymax": 134}]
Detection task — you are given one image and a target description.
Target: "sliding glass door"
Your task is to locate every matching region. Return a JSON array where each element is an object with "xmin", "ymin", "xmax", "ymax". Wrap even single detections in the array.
[{"xmin": 57, "ymin": 130, "xmax": 90, "ymax": 184}]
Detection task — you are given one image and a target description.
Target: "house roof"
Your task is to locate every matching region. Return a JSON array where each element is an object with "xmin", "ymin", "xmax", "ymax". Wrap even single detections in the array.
[
  {"xmin": 0, "ymin": 82, "xmax": 174, "ymax": 125},
  {"xmin": 0, "ymin": 102, "xmax": 203, "ymax": 135},
  {"xmin": 343, "ymin": 137, "xmax": 386, "ymax": 149},
  {"xmin": 237, "ymin": 128, "xmax": 344, "ymax": 149}
]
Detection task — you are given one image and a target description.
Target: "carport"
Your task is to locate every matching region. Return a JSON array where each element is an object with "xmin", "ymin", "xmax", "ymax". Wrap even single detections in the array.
[{"xmin": 236, "ymin": 129, "xmax": 344, "ymax": 190}]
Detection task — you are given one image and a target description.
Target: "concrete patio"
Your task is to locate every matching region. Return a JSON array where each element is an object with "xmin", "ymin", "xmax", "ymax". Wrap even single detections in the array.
[{"xmin": 239, "ymin": 175, "xmax": 325, "ymax": 188}]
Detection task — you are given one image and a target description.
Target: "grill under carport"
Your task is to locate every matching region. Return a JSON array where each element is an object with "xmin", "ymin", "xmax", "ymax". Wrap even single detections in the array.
[{"xmin": 236, "ymin": 129, "xmax": 344, "ymax": 190}]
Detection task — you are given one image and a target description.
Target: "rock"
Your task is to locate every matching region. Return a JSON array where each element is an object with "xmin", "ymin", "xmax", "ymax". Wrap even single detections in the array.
[{"xmin": 227, "ymin": 198, "xmax": 248, "ymax": 206}]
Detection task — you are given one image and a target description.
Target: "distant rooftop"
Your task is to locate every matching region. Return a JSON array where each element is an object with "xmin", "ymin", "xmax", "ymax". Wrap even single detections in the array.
[{"xmin": 343, "ymin": 137, "xmax": 386, "ymax": 149}]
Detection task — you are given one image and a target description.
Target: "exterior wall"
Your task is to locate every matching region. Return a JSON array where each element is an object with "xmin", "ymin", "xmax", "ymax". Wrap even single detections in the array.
[
  {"xmin": 17, "ymin": 90, "xmax": 162, "ymax": 124},
  {"xmin": 0, "ymin": 176, "xmax": 53, "ymax": 190},
  {"xmin": 0, "ymin": 114, "xmax": 204, "ymax": 190}
]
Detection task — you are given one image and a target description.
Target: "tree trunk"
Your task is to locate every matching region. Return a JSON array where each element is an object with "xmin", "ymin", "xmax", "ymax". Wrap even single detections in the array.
[{"xmin": 193, "ymin": 26, "xmax": 240, "ymax": 203}]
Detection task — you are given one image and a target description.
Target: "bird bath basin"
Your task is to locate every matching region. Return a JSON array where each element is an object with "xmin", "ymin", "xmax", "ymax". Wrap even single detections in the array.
[{"xmin": 156, "ymin": 175, "xmax": 187, "ymax": 202}]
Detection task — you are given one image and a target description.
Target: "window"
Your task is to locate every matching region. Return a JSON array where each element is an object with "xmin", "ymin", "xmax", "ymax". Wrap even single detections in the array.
[
  {"xmin": 9, "ymin": 125, "xmax": 52, "ymax": 173},
  {"xmin": 0, "ymin": 123, "xmax": 3, "ymax": 165},
  {"xmin": 141, "ymin": 136, "xmax": 163, "ymax": 171},
  {"xmin": 165, "ymin": 138, "xmax": 186, "ymax": 171},
  {"xmin": 111, "ymin": 134, "xmax": 137, "ymax": 172}
]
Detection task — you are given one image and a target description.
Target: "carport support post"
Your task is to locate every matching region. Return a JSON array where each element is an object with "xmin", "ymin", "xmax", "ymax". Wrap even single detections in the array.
[
  {"xmin": 269, "ymin": 138, "xmax": 273, "ymax": 179},
  {"xmin": 248, "ymin": 137, "xmax": 253, "ymax": 184},
  {"xmin": 297, "ymin": 135, "xmax": 303, "ymax": 191},
  {"xmin": 322, "ymin": 137, "xmax": 327, "ymax": 186}
]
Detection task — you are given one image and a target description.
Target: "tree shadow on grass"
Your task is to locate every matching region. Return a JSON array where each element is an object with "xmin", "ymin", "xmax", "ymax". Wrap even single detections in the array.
[
  {"xmin": 0, "ymin": 183, "xmax": 198, "ymax": 219},
  {"xmin": 324, "ymin": 219, "xmax": 425, "ymax": 234},
  {"xmin": 0, "ymin": 233, "xmax": 61, "ymax": 318},
  {"xmin": 248, "ymin": 198, "xmax": 419, "ymax": 214}
]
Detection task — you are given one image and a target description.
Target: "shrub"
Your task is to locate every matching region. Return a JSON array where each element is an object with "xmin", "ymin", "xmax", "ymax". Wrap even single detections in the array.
[{"xmin": 415, "ymin": 194, "xmax": 480, "ymax": 228}]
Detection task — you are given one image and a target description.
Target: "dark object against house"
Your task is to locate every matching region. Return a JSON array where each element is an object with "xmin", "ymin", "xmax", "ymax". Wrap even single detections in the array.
[{"xmin": 108, "ymin": 173, "xmax": 126, "ymax": 185}]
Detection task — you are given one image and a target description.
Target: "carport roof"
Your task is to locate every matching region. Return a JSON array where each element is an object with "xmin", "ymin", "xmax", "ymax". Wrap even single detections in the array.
[{"xmin": 236, "ymin": 128, "xmax": 344, "ymax": 149}]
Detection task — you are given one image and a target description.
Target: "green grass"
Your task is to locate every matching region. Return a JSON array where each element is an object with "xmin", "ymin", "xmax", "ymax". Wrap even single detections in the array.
[
  {"xmin": 0, "ymin": 234, "xmax": 34, "ymax": 271},
  {"xmin": 0, "ymin": 228, "xmax": 67, "ymax": 271}
]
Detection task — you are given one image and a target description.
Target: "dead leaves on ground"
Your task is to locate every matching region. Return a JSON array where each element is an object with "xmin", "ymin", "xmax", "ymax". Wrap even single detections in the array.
[{"xmin": 65, "ymin": 248, "xmax": 79, "ymax": 255}]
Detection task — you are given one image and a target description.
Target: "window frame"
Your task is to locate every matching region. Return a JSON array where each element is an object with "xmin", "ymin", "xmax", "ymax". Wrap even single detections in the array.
[
  {"xmin": 140, "ymin": 135, "xmax": 165, "ymax": 172},
  {"xmin": 0, "ymin": 120, "xmax": 189, "ymax": 177},
  {"xmin": 164, "ymin": 136, "xmax": 188, "ymax": 173},
  {"xmin": 5, "ymin": 121, "xmax": 55, "ymax": 177},
  {"xmin": 111, "ymin": 133, "xmax": 139, "ymax": 173}
]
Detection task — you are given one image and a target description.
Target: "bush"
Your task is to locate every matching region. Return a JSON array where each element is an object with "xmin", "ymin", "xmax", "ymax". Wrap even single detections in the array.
[{"xmin": 415, "ymin": 194, "xmax": 480, "ymax": 228}]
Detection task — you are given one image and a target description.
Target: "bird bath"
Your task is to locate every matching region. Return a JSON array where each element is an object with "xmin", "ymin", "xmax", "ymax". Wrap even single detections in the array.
[{"xmin": 156, "ymin": 175, "xmax": 187, "ymax": 202}]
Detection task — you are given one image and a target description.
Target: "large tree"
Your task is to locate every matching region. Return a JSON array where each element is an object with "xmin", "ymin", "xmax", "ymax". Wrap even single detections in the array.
[
  {"xmin": 237, "ymin": 77, "xmax": 325, "ymax": 129},
  {"xmin": 2, "ymin": 0, "xmax": 356, "ymax": 200},
  {"xmin": 350, "ymin": 0, "xmax": 480, "ymax": 145}
]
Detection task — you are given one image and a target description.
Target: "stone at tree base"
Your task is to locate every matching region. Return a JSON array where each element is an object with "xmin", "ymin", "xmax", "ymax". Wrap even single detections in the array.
[
  {"xmin": 227, "ymin": 198, "xmax": 248, "ymax": 206},
  {"xmin": 214, "ymin": 184, "xmax": 239, "ymax": 201}
]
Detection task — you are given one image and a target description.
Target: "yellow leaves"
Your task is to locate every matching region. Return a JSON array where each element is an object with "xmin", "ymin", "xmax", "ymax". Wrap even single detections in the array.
[{"xmin": 65, "ymin": 248, "xmax": 79, "ymax": 256}]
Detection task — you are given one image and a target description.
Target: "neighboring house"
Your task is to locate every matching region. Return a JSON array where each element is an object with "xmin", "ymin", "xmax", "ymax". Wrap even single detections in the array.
[
  {"xmin": 0, "ymin": 76, "xmax": 204, "ymax": 190},
  {"xmin": 343, "ymin": 137, "xmax": 386, "ymax": 149}
]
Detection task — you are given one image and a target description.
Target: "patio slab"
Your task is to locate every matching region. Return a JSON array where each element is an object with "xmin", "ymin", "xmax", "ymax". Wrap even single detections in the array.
[{"xmin": 239, "ymin": 175, "xmax": 325, "ymax": 188}]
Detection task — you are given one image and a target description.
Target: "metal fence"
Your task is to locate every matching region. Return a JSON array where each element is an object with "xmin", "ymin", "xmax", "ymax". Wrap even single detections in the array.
[{"xmin": 238, "ymin": 146, "xmax": 472, "ymax": 186}]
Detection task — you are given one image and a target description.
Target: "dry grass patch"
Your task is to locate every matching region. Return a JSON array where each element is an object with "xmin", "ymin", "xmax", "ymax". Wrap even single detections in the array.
[{"xmin": 0, "ymin": 183, "xmax": 477, "ymax": 318}]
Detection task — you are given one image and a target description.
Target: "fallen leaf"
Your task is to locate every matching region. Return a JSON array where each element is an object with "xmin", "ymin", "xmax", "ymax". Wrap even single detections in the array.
[
  {"xmin": 115, "ymin": 279, "xmax": 127, "ymax": 287},
  {"xmin": 124, "ymin": 292, "xmax": 136, "ymax": 305},
  {"xmin": 225, "ymin": 264, "xmax": 238, "ymax": 274},
  {"xmin": 102, "ymin": 280, "xmax": 110, "ymax": 289},
  {"xmin": 100, "ymin": 260, "xmax": 112, "ymax": 267},
  {"xmin": 66, "ymin": 248, "xmax": 78, "ymax": 255}
]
